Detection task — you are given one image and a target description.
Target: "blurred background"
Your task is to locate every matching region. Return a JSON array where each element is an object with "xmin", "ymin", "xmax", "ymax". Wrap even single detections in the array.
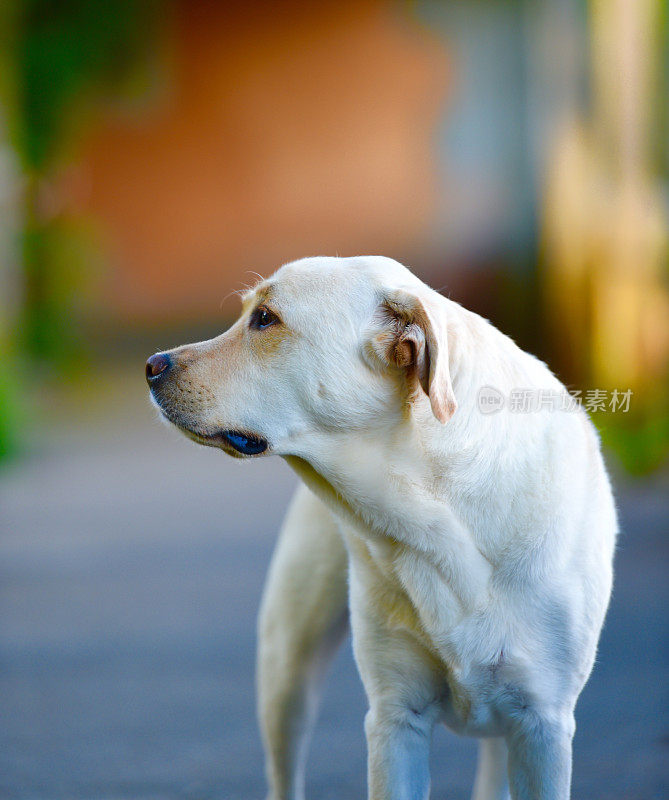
[{"xmin": 0, "ymin": 1, "xmax": 667, "ymax": 798}]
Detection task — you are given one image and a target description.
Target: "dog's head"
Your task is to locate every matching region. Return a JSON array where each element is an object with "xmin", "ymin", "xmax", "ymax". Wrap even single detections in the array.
[{"xmin": 146, "ymin": 256, "xmax": 456, "ymax": 458}]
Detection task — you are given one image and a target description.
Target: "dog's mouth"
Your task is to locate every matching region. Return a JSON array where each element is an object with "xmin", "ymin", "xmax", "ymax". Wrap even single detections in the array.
[
  {"xmin": 178, "ymin": 423, "xmax": 269, "ymax": 456},
  {"xmin": 179, "ymin": 423, "xmax": 269, "ymax": 457},
  {"xmin": 212, "ymin": 430, "xmax": 268, "ymax": 455},
  {"xmin": 150, "ymin": 393, "xmax": 269, "ymax": 456}
]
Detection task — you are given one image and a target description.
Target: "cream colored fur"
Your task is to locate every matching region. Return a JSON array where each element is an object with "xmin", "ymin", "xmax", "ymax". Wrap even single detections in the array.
[{"xmin": 148, "ymin": 256, "xmax": 617, "ymax": 800}]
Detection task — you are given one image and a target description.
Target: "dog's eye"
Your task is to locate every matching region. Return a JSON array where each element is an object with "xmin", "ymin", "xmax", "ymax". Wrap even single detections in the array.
[{"xmin": 249, "ymin": 305, "xmax": 280, "ymax": 330}]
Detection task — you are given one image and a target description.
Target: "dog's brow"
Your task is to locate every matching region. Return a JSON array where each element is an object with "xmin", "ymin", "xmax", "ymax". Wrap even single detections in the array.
[
  {"xmin": 240, "ymin": 290, "xmax": 256, "ymax": 312},
  {"xmin": 241, "ymin": 284, "xmax": 270, "ymax": 313}
]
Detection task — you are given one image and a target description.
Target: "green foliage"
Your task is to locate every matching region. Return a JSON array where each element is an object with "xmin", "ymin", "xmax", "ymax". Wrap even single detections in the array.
[
  {"xmin": 0, "ymin": 0, "xmax": 163, "ymax": 461},
  {"xmin": 19, "ymin": 209, "xmax": 97, "ymax": 369},
  {"xmin": 18, "ymin": 0, "xmax": 160, "ymax": 171},
  {"xmin": 0, "ymin": 346, "xmax": 22, "ymax": 462},
  {"xmin": 6, "ymin": 0, "xmax": 162, "ymax": 372},
  {"xmin": 598, "ymin": 409, "xmax": 669, "ymax": 476}
]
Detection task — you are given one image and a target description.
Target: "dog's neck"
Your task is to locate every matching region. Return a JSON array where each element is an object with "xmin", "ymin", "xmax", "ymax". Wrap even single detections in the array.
[
  {"xmin": 283, "ymin": 402, "xmax": 495, "ymax": 615},
  {"xmin": 281, "ymin": 304, "xmax": 552, "ymax": 615}
]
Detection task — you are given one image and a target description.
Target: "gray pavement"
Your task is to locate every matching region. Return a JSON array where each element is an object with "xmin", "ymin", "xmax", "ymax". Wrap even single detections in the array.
[{"xmin": 0, "ymin": 376, "xmax": 667, "ymax": 799}]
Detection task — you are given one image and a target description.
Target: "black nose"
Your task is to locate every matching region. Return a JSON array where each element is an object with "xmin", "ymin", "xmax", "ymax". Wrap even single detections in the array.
[{"xmin": 146, "ymin": 352, "xmax": 171, "ymax": 382}]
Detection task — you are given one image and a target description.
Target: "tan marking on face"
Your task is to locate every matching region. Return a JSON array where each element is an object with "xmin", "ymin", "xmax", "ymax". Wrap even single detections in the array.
[
  {"xmin": 240, "ymin": 284, "xmax": 296, "ymax": 358},
  {"xmin": 168, "ymin": 296, "xmax": 294, "ymax": 397},
  {"xmin": 152, "ymin": 278, "xmax": 299, "ymax": 444},
  {"xmin": 158, "ymin": 325, "xmax": 243, "ymax": 406},
  {"xmin": 248, "ymin": 316, "xmax": 294, "ymax": 356}
]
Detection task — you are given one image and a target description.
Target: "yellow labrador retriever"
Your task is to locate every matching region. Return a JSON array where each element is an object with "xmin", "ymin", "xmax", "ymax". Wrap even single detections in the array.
[{"xmin": 146, "ymin": 256, "xmax": 616, "ymax": 800}]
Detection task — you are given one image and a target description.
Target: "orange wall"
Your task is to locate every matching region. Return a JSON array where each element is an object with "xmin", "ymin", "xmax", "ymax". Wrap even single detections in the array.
[{"xmin": 68, "ymin": 0, "xmax": 448, "ymax": 323}]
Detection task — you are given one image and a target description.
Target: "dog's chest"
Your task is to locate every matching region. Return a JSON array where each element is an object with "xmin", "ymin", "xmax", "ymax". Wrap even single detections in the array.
[
  {"xmin": 349, "ymin": 533, "xmax": 474, "ymax": 659},
  {"xmin": 348, "ymin": 532, "xmax": 521, "ymax": 737}
]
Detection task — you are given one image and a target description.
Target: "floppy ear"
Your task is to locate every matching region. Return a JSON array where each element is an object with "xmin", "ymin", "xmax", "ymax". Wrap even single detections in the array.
[{"xmin": 371, "ymin": 288, "xmax": 457, "ymax": 423}]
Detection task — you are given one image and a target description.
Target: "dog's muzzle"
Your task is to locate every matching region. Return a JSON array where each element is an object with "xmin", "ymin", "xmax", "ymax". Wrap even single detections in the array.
[{"xmin": 145, "ymin": 352, "xmax": 268, "ymax": 456}]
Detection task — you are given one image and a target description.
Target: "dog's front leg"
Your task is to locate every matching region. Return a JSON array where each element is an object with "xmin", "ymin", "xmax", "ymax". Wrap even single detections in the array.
[
  {"xmin": 505, "ymin": 710, "xmax": 575, "ymax": 800},
  {"xmin": 365, "ymin": 705, "xmax": 433, "ymax": 800},
  {"xmin": 258, "ymin": 487, "xmax": 349, "ymax": 800},
  {"xmin": 345, "ymin": 534, "xmax": 446, "ymax": 800}
]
